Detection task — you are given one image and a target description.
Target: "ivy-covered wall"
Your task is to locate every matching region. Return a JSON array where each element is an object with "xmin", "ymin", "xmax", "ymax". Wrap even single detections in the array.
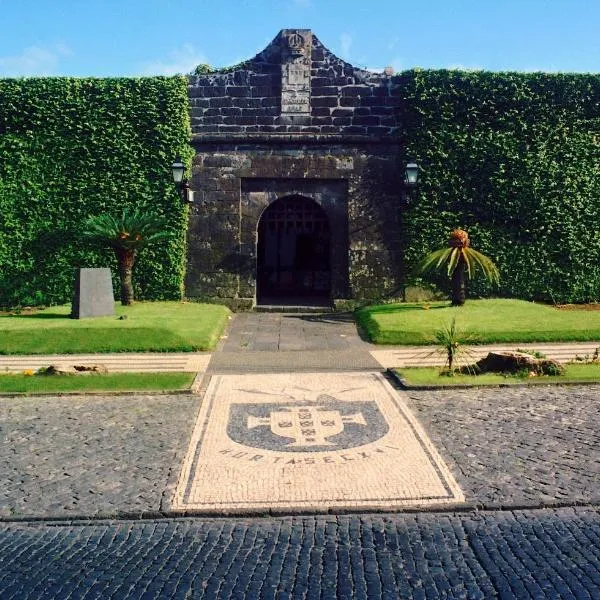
[
  {"xmin": 0, "ymin": 77, "xmax": 192, "ymax": 307},
  {"xmin": 398, "ymin": 69, "xmax": 600, "ymax": 303},
  {"xmin": 3, "ymin": 68, "xmax": 600, "ymax": 307}
]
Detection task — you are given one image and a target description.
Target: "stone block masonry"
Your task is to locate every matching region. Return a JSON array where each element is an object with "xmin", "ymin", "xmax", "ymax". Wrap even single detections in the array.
[
  {"xmin": 188, "ymin": 30, "xmax": 401, "ymax": 137},
  {"xmin": 186, "ymin": 30, "xmax": 405, "ymax": 306}
]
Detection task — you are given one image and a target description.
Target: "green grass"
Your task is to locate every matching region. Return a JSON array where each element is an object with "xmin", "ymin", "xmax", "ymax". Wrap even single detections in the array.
[
  {"xmin": 357, "ymin": 299, "xmax": 600, "ymax": 345},
  {"xmin": 0, "ymin": 302, "xmax": 230, "ymax": 354},
  {"xmin": 395, "ymin": 363, "xmax": 600, "ymax": 387},
  {"xmin": 0, "ymin": 372, "xmax": 195, "ymax": 394}
]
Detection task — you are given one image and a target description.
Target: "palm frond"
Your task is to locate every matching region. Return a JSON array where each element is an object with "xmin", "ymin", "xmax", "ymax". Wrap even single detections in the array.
[
  {"xmin": 418, "ymin": 248, "xmax": 452, "ymax": 273},
  {"xmin": 446, "ymin": 247, "xmax": 461, "ymax": 277},
  {"xmin": 463, "ymin": 248, "xmax": 500, "ymax": 284},
  {"xmin": 83, "ymin": 208, "xmax": 170, "ymax": 249}
]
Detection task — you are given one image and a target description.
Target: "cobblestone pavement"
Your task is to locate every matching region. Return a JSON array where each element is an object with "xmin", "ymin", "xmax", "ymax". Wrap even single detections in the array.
[
  {"xmin": 0, "ymin": 394, "xmax": 198, "ymax": 518},
  {"xmin": 2, "ymin": 385, "xmax": 599, "ymax": 517},
  {"xmin": 405, "ymin": 385, "xmax": 600, "ymax": 508},
  {"xmin": 0, "ymin": 507, "xmax": 599, "ymax": 599}
]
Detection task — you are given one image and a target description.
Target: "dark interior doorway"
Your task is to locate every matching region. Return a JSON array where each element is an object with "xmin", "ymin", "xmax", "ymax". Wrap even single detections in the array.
[{"xmin": 257, "ymin": 195, "xmax": 331, "ymax": 302}]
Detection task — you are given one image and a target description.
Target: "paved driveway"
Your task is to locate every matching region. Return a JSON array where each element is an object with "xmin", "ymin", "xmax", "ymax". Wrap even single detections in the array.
[
  {"xmin": 406, "ymin": 385, "xmax": 600, "ymax": 508},
  {"xmin": 0, "ymin": 385, "xmax": 599, "ymax": 518}
]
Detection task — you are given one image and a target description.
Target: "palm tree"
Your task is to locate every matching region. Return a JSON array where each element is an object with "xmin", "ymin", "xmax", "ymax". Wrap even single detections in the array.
[
  {"xmin": 83, "ymin": 209, "xmax": 170, "ymax": 305},
  {"xmin": 418, "ymin": 228, "xmax": 499, "ymax": 306}
]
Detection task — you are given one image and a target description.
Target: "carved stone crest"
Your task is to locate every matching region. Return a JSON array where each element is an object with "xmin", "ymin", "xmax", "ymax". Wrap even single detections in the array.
[{"xmin": 286, "ymin": 32, "xmax": 306, "ymax": 56}]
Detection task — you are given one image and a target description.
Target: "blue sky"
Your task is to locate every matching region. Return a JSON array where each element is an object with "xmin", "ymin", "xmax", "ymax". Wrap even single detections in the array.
[{"xmin": 1, "ymin": 0, "xmax": 599, "ymax": 77}]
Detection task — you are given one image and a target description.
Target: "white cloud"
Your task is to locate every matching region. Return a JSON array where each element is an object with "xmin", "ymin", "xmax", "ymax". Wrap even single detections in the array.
[
  {"xmin": 340, "ymin": 33, "xmax": 353, "ymax": 60},
  {"xmin": 0, "ymin": 43, "xmax": 72, "ymax": 76},
  {"xmin": 142, "ymin": 44, "xmax": 209, "ymax": 75}
]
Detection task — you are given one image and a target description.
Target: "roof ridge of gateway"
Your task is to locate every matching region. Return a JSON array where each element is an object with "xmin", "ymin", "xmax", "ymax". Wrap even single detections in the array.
[{"xmin": 198, "ymin": 29, "xmax": 384, "ymax": 77}]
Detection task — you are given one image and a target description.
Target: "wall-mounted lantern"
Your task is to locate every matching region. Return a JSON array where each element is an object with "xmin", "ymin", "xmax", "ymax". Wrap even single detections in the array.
[
  {"xmin": 171, "ymin": 157, "xmax": 193, "ymax": 203},
  {"xmin": 404, "ymin": 161, "xmax": 419, "ymax": 187}
]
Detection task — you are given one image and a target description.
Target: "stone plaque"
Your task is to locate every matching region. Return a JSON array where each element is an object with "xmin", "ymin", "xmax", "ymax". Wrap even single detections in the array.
[
  {"xmin": 280, "ymin": 29, "xmax": 312, "ymax": 117},
  {"xmin": 71, "ymin": 268, "xmax": 115, "ymax": 319},
  {"xmin": 286, "ymin": 66, "xmax": 309, "ymax": 86}
]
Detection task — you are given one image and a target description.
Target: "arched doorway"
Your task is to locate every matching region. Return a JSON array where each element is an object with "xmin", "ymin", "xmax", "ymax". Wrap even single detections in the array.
[{"xmin": 257, "ymin": 195, "xmax": 331, "ymax": 302}]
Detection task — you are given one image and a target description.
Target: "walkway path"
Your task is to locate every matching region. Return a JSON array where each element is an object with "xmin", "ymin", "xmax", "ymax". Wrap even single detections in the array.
[
  {"xmin": 1, "ymin": 311, "xmax": 600, "ymax": 597},
  {"xmin": 209, "ymin": 311, "xmax": 382, "ymax": 372},
  {"xmin": 1, "ymin": 311, "xmax": 599, "ymax": 518}
]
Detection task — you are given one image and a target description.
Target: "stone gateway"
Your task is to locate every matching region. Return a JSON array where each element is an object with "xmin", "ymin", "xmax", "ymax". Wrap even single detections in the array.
[{"xmin": 186, "ymin": 29, "xmax": 404, "ymax": 308}]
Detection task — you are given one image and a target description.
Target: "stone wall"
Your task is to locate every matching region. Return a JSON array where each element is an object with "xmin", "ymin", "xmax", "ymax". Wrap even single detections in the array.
[
  {"xmin": 188, "ymin": 30, "xmax": 401, "ymax": 137},
  {"xmin": 186, "ymin": 30, "xmax": 404, "ymax": 307}
]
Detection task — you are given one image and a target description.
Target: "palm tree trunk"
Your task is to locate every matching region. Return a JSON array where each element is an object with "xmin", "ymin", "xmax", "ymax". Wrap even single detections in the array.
[
  {"xmin": 115, "ymin": 248, "xmax": 137, "ymax": 305},
  {"xmin": 451, "ymin": 257, "xmax": 467, "ymax": 306}
]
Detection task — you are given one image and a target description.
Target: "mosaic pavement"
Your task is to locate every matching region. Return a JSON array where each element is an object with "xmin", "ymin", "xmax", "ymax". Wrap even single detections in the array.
[{"xmin": 173, "ymin": 372, "xmax": 464, "ymax": 512}]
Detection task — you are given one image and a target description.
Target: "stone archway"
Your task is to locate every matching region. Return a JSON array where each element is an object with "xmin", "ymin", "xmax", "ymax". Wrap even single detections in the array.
[{"xmin": 257, "ymin": 195, "xmax": 331, "ymax": 302}]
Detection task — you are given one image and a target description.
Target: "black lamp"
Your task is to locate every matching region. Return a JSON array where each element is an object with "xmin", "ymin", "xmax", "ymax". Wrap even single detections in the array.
[
  {"xmin": 404, "ymin": 161, "xmax": 419, "ymax": 187},
  {"xmin": 171, "ymin": 157, "xmax": 192, "ymax": 203}
]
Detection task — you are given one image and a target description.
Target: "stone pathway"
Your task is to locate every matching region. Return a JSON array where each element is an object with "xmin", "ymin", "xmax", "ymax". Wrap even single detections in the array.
[
  {"xmin": 0, "ymin": 394, "xmax": 198, "ymax": 518},
  {"xmin": 1, "ymin": 311, "xmax": 600, "ymax": 518},
  {"xmin": 172, "ymin": 372, "xmax": 463, "ymax": 513},
  {"xmin": 1, "ymin": 507, "xmax": 599, "ymax": 599},
  {"xmin": 0, "ymin": 384, "xmax": 598, "ymax": 518},
  {"xmin": 219, "ymin": 312, "xmax": 366, "ymax": 352},
  {"xmin": 1, "ymin": 311, "xmax": 600, "ymax": 597},
  {"xmin": 209, "ymin": 312, "xmax": 381, "ymax": 372},
  {"xmin": 406, "ymin": 385, "xmax": 600, "ymax": 508}
]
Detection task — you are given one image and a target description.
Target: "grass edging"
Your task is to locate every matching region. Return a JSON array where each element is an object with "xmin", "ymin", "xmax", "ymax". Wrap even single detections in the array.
[
  {"xmin": 387, "ymin": 368, "xmax": 600, "ymax": 391},
  {"xmin": 0, "ymin": 372, "xmax": 197, "ymax": 395}
]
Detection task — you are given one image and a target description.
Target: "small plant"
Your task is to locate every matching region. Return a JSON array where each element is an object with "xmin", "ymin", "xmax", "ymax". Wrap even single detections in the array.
[
  {"xmin": 514, "ymin": 367, "xmax": 532, "ymax": 378},
  {"xmin": 191, "ymin": 63, "xmax": 214, "ymax": 75},
  {"xmin": 426, "ymin": 317, "xmax": 476, "ymax": 375},
  {"xmin": 418, "ymin": 229, "xmax": 500, "ymax": 306},
  {"xmin": 544, "ymin": 362, "xmax": 564, "ymax": 376},
  {"xmin": 570, "ymin": 346, "xmax": 600, "ymax": 364}
]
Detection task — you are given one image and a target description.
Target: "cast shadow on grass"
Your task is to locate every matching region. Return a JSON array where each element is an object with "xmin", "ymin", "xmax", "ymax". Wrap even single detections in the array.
[
  {"xmin": 6, "ymin": 313, "xmax": 72, "ymax": 320},
  {"xmin": 360, "ymin": 303, "xmax": 450, "ymax": 315}
]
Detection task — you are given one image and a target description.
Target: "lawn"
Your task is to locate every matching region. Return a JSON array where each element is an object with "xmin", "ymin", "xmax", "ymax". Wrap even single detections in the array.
[
  {"xmin": 0, "ymin": 372, "xmax": 195, "ymax": 394},
  {"xmin": 395, "ymin": 363, "xmax": 600, "ymax": 387},
  {"xmin": 0, "ymin": 302, "xmax": 230, "ymax": 354},
  {"xmin": 356, "ymin": 299, "xmax": 600, "ymax": 345}
]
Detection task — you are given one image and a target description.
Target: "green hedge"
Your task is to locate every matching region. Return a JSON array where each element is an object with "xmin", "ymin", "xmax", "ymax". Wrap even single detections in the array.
[
  {"xmin": 0, "ymin": 77, "xmax": 193, "ymax": 307},
  {"xmin": 398, "ymin": 69, "xmax": 600, "ymax": 303}
]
